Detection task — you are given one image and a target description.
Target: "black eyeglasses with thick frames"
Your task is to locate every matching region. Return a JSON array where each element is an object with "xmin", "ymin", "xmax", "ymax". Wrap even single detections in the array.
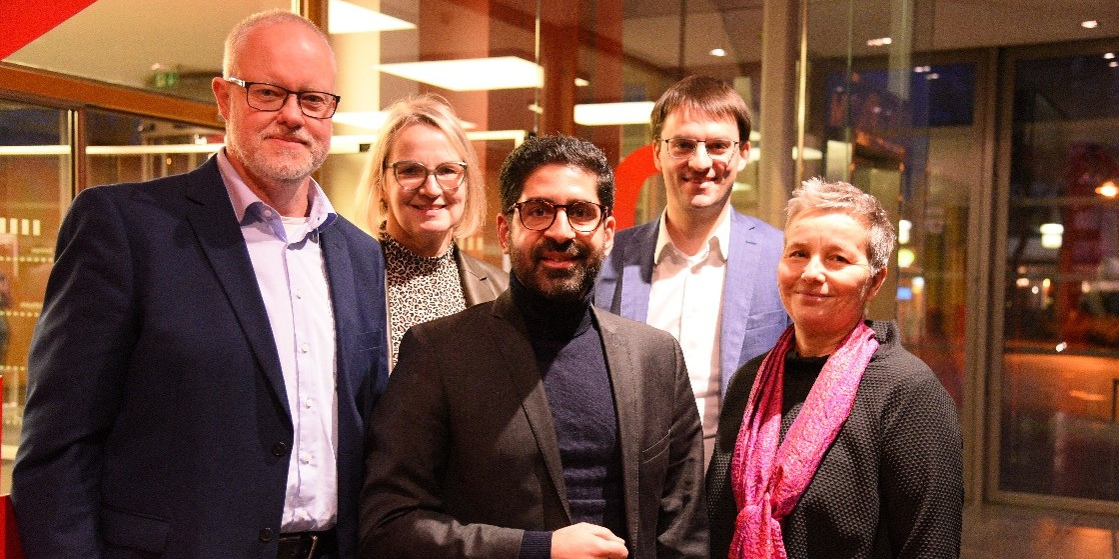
[
  {"xmin": 508, "ymin": 199, "xmax": 608, "ymax": 233},
  {"xmin": 661, "ymin": 137, "xmax": 740, "ymax": 160},
  {"xmin": 388, "ymin": 161, "xmax": 468, "ymax": 192},
  {"xmin": 225, "ymin": 77, "xmax": 341, "ymax": 119}
]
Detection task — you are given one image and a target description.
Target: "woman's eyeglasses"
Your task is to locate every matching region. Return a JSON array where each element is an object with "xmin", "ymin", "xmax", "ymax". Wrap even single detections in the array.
[{"xmin": 387, "ymin": 161, "xmax": 468, "ymax": 191}]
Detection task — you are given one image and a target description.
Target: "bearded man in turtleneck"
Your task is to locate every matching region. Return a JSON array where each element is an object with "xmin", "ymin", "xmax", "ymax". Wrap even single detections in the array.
[{"xmin": 361, "ymin": 134, "xmax": 707, "ymax": 559}]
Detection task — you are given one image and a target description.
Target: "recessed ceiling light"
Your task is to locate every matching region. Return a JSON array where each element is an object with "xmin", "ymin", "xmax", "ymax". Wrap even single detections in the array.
[
  {"xmin": 710, "ymin": 48, "xmax": 727, "ymax": 57},
  {"xmin": 1112, "ymin": 61, "xmax": 1119, "ymax": 68},
  {"xmin": 328, "ymin": 0, "xmax": 415, "ymax": 34},
  {"xmin": 1081, "ymin": 20, "xmax": 1099, "ymax": 29},
  {"xmin": 573, "ymin": 101, "xmax": 655, "ymax": 126},
  {"xmin": 574, "ymin": 77, "xmax": 590, "ymax": 87},
  {"xmin": 378, "ymin": 57, "xmax": 543, "ymax": 91},
  {"xmin": 867, "ymin": 37, "xmax": 893, "ymax": 47},
  {"xmin": 1096, "ymin": 180, "xmax": 1118, "ymax": 198},
  {"xmin": 1105, "ymin": 52, "xmax": 1116, "ymax": 59}
]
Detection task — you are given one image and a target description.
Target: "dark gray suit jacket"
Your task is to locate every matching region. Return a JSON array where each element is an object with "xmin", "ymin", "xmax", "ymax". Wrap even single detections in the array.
[
  {"xmin": 456, "ymin": 249, "xmax": 508, "ymax": 306},
  {"xmin": 360, "ymin": 290, "xmax": 707, "ymax": 558},
  {"xmin": 11, "ymin": 157, "xmax": 389, "ymax": 558}
]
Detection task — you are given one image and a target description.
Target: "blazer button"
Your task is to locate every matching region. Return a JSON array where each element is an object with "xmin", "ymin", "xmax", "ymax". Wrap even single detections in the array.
[
  {"xmin": 272, "ymin": 442, "xmax": 288, "ymax": 456},
  {"xmin": 259, "ymin": 528, "xmax": 274, "ymax": 542}
]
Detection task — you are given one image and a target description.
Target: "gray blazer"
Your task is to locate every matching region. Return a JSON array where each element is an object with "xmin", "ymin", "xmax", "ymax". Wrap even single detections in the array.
[
  {"xmin": 456, "ymin": 249, "xmax": 508, "ymax": 306},
  {"xmin": 360, "ymin": 289, "xmax": 708, "ymax": 558}
]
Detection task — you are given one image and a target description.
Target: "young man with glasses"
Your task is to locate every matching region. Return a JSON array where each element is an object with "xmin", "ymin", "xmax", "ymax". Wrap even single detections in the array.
[
  {"xmin": 12, "ymin": 11, "xmax": 389, "ymax": 559},
  {"xmin": 594, "ymin": 76, "xmax": 789, "ymax": 466},
  {"xmin": 361, "ymin": 135, "xmax": 707, "ymax": 559}
]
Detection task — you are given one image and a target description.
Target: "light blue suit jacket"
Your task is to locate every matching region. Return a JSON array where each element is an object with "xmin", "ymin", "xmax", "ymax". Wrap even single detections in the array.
[{"xmin": 594, "ymin": 210, "xmax": 789, "ymax": 395}]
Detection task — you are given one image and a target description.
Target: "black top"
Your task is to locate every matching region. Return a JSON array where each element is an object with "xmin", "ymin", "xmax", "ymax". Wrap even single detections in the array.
[{"xmin": 512, "ymin": 276, "xmax": 626, "ymax": 558}]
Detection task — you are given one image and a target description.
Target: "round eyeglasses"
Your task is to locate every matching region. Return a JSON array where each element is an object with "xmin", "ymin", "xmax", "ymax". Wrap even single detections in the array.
[
  {"xmin": 388, "ymin": 160, "xmax": 467, "ymax": 191},
  {"xmin": 661, "ymin": 137, "xmax": 740, "ymax": 160},
  {"xmin": 225, "ymin": 77, "xmax": 340, "ymax": 119},
  {"xmin": 508, "ymin": 199, "xmax": 607, "ymax": 233}
]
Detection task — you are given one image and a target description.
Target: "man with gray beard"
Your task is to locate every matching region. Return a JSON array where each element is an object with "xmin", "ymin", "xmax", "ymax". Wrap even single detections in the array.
[{"xmin": 13, "ymin": 10, "xmax": 389, "ymax": 558}]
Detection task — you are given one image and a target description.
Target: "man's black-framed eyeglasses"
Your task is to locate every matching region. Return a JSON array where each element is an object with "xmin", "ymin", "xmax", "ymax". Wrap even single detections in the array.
[
  {"xmin": 660, "ymin": 137, "xmax": 740, "ymax": 160},
  {"xmin": 507, "ymin": 199, "xmax": 608, "ymax": 233},
  {"xmin": 225, "ymin": 77, "xmax": 340, "ymax": 119},
  {"xmin": 388, "ymin": 160, "xmax": 468, "ymax": 192}
]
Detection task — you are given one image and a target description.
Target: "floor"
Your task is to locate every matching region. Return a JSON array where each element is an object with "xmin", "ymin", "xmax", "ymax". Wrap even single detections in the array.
[{"xmin": 963, "ymin": 503, "xmax": 1119, "ymax": 558}]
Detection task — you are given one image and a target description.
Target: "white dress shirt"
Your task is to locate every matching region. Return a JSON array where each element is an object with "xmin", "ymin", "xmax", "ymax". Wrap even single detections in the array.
[
  {"xmin": 217, "ymin": 150, "xmax": 339, "ymax": 532},
  {"xmin": 647, "ymin": 204, "xmax": 732, "ymax": 465}
]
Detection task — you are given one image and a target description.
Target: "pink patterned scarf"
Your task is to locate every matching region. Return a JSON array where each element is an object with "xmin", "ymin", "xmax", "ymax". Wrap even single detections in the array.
[{"xmin": 727, "ymin": 321, "xmax": 879, "ymax": 559}]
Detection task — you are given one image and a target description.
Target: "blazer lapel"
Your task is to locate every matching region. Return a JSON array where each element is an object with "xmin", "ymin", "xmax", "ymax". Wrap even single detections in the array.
[
  {"xmin": 594, "ymin": 308, "xmax": 643, "ymax": 545},
  {"xmin": 320, "ymin": 227, "xmax": 360, "ymax": 399},
  {"xmin": 183, "ymin": 160, "xmax": 290, "ymax": 418},
  {"xmin": 720, "ymin": 211, "xmax": 761, "ymax": 392},
  {"xmin": 619, "ymin": 220, "xmax": 658, "ymax": 322},
  {"xmin": 455, "ymin": 248, "xmax": 491, "ymax": 307},
  {"xmin": 490, "ymin": 292, "xmax": 572, "ymax": 522}
]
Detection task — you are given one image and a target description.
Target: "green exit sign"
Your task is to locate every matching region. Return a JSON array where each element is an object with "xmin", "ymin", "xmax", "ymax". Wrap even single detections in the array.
[{"xmin": 152, "ymin": 69, "xmax": 179, "ymax": 89}]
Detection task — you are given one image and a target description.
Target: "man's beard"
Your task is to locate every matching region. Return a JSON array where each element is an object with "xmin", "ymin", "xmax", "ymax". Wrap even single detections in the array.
[
  {"xmin": 509, "ymin": 237, "xmax": 605, "ymax": 303},
  {"xmin": 229, "ymin": 124, "xmax": 328, "ymax": 187}
]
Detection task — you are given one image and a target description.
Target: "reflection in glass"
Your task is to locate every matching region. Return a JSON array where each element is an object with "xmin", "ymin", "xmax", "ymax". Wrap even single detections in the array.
[
  {"xmin": 0, "ymin": 102, "xmax": 71, "ymax": 493},
  {"xmin": 1001, "ymin": 51, "xmax": 1119, "ymax": 502},
  {"xmin": 808, "ymin": 56, "xmax": 978, "ymax": 417},
  {"xmin": 85, "ymin": 111, "xmax": 223, "ymax": 190}
]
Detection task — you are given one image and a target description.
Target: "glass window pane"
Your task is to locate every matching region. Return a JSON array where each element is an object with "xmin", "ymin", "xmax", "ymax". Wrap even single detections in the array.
[
  {"xmin": 85, "ymin": 111, "xmax": 223, "ymax": 189},
  {"xmin": 1000, "ymin": 50, "xmax": 1119, "ymax": 502},
  {"xmin": 804, "ymin": 0, "xmax": 973, "ymax": 416},
  {"xmin": 0, "ymin": 102, "xmax": 71, "ymax": 493}
]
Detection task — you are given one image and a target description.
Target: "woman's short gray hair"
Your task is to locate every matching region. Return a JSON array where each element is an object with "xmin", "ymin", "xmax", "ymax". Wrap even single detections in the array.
[{"xmin": 785, "ymin": 177, "xmax": 896, "ymax": 275}]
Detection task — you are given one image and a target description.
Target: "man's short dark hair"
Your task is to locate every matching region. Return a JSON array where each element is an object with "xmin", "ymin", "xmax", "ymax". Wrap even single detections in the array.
[
  {"xmin": 499, "ymin": 135, "xmax": 615, "ymax": 213},
  {"xmin": 649, "ymin": 75, "xmax": 752, "ymax": 144}
]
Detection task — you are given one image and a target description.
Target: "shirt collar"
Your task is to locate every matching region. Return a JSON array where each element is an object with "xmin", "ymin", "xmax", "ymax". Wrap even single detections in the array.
[
  {"xmin": 654, "ymin": 202, "xmax": 732, "ymax": 264},
  {"xmin": 216, "ymin": 148, "xmax": 337, "ymax": 237}
]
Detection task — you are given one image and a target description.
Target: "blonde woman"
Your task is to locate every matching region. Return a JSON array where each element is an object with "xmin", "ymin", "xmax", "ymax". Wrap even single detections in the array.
[{"xmin": 356, "ymin": 94, "xmax": 507, "ymax": 364}]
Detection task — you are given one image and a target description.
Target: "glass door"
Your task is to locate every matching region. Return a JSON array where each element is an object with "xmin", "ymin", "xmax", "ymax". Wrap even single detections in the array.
[{"xmin": 995, "ymin": 41, "xmax": 1119, "ymax": 508}]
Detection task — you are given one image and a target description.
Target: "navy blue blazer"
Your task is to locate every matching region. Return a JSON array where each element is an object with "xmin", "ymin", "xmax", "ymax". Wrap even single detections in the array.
[
  {"xmin": 11, "ymin": 157, "xmax": 389, "ymax": 558},
  {"xmin": 594, "ymin": 210, "xmax": 788, "ymax": 395}
]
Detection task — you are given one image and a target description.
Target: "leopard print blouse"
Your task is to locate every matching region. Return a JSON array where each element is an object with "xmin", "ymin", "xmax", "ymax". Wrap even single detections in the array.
[{"xmin": 381, "ymin": 234, "xmax": 467, "ymax": 366}]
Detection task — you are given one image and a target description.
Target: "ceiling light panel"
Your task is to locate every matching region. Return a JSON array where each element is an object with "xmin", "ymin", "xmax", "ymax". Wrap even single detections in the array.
[
  {"xmin": 329, "ymin": 0, "xmax": 415, "ymax": 34},
  {"xmin": 378, "ymin": 56, "xmax": 543, "ymax": 91},
  {"xmin": 573, "ymin": 102, "xmax": 655, "ymax": 126}
]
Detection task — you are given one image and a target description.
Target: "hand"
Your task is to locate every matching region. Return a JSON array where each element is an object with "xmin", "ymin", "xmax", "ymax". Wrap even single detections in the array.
[{"xmin": 551, "ymin": 523, "xmax": 628, "ymax": 559}]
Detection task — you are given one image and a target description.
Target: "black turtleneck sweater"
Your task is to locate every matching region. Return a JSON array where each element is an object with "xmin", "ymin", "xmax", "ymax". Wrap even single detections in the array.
[{"xmin": 511, "ymin": 276, "xmax": 627, "ymax": 559}]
